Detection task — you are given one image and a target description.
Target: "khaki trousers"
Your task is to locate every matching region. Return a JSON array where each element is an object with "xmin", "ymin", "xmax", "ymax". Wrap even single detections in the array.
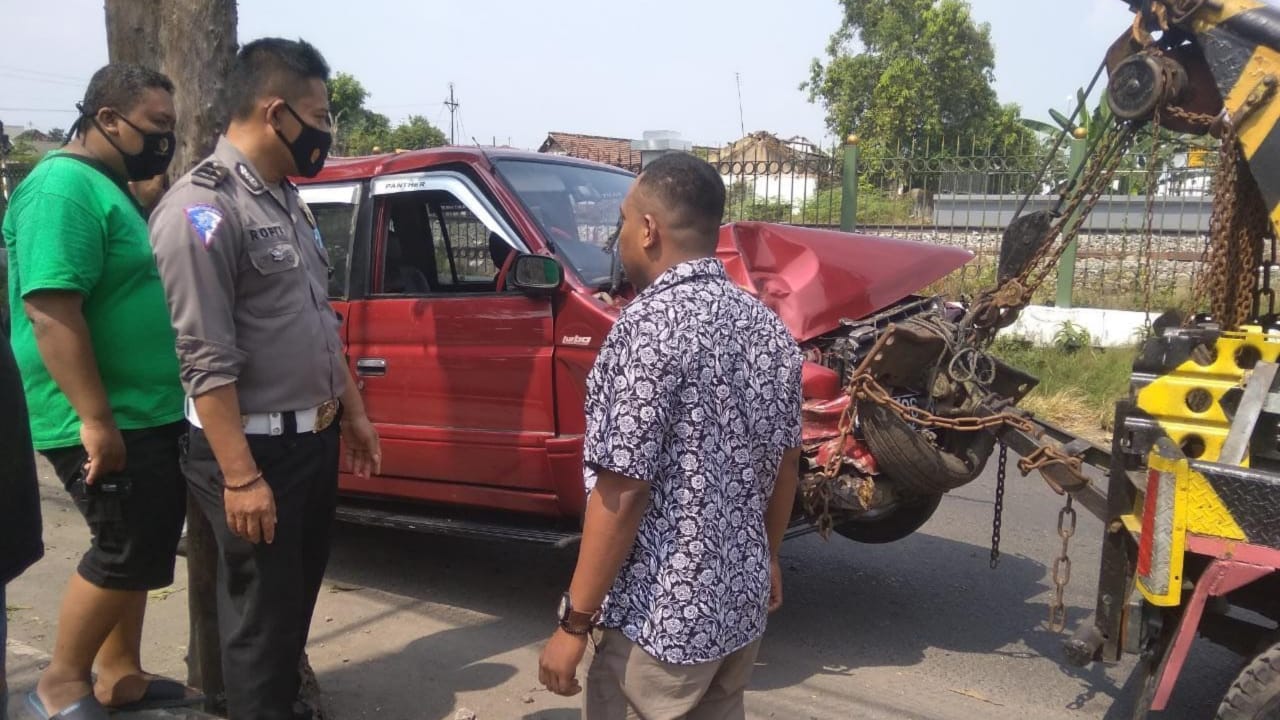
[{"xmin": 584, "ymin": 628, "xmax": 763, "ymax": 720}]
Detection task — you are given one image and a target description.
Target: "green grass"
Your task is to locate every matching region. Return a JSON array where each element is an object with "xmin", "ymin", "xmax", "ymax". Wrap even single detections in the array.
[{"xmin": 991, "ymin": 337, "xmax": 1137, "ymax": 439}]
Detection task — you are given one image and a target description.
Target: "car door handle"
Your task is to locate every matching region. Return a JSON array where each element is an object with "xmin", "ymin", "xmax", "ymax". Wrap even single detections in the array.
[{"xmin": 356, "ymin": 358, "xmax": 387, "ymax": 376}]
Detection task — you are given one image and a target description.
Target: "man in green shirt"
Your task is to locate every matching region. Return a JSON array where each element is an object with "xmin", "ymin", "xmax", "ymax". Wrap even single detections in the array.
[{"xmin": 3, "ymin": 63, "xmax": 199, "ymax": 720}]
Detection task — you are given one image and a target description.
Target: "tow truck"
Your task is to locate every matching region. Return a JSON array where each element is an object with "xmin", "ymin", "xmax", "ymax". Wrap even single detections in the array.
[{"xmin": 831, "ymin": 1, "xmax": 1280, "ymax": 716}]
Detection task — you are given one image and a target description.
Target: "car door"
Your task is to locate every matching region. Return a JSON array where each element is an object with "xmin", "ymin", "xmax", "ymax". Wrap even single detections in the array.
[{"xmin": 342, "ymin": 170, "xmax": 560, "ymax": 514}]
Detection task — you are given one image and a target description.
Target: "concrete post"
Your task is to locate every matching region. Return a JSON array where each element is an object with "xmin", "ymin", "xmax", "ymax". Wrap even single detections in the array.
[
  {"xmin": 1056, "ymin": 135, "xmax": 1089, "ymax": 308},
  {"xmin": 840, "ymin": 135, "xmax": 860, "ymax": 232}
]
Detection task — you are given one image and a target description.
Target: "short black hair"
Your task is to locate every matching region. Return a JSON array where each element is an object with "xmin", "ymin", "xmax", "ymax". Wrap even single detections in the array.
[
  {"xmin": 227, "ymin": 37, "xmax": 330, "ymax": 122},
  {"xmin": 636, "ymin": 152, "xmax": 726, "ymax": 244},
  {"xmin": 74, "ymin": 63, "xmax": 173, "ymax": 137}
]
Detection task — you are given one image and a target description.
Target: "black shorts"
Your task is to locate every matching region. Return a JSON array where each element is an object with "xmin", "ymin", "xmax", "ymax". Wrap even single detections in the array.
[{"xmin": 42, "ymin": 421, "xmax": 188, "ymax": 591}]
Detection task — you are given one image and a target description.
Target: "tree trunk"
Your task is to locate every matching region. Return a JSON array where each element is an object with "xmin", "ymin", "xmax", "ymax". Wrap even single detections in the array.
[
  {"xmin": 104, "ymin": 0, "xmax": 162, "ymax": 65},
  {"xmin": 157, "ymin": 0, "xmax": 236, "ymax": 180},
  {"xmin": 104, "ymin": 0, "xmax": 234, "ymax": 715}
]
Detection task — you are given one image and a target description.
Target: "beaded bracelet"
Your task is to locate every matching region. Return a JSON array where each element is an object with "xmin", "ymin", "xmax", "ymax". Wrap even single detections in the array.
[{"xmin": 224, "ymin": 471, "xmax": 264, "ymax": 491}]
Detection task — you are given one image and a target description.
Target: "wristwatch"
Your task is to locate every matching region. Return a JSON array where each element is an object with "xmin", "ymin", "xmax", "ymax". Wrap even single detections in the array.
[{"xmin": 557, "ymin": 592, "xmax": 601, "ymax": 636}]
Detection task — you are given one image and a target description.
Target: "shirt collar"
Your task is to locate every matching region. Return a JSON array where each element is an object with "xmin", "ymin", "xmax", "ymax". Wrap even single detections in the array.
[{"xmin": 638, "ymin": 257, "xmax": 727, "ymax": 299}]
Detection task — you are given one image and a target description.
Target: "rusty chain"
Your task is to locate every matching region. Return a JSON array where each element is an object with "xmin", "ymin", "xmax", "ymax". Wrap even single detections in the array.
[
  {"xmin": 966, "ymin": 123, "xmax": 1136, "ymax": 343},
  {"xmin": 1156, "ymin": 52, "xmax": 1276, "ymax": 332},
  {"xmin": 1017, "ymin": 445, "xmax": 1084, "ymax": 477},
  {"xmin": 1048, "ymin": 494, "xmax": 1078, "ymax": 632},
  {"xmin": 1020, "ymin": 128, "xmax": 1135, "ymax": 298},
  {"xmin": 1184, "ymin": 115, "xmax": 1272, "ymax": 330},
  {"xmin": 819, "ymin": 330, "xmax": 1085, "ymax": 496}
]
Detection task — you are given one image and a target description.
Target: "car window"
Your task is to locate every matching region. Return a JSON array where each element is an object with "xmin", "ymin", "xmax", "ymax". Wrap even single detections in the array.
[
  {"xmin": 493, "ymin": 159, "xmax": 634, "ymax": 287},
  {"xmin": 379, "ymin": 188, "xmax": 517, "ymax": 295},
  {"xmin": 311, "ymin": 203, "xmax": 357, "ymax": 297},
  {"xmin": 426, "ymin": 198, "xmax": 502, "ymax": 285},
  {"xmin": 298, "ymin": 183, "xmax": 361, "ymax": 298}
]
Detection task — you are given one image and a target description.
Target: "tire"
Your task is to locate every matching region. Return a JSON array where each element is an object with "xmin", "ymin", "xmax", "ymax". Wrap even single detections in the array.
[
  {"xmin": 1216, "ymin": 640, "xmax": 1280, "ymax": 720},
  {"xmin": 857, "ymin": 400, "xmax": 997, "ymax": 495},
  {"xmin": 831, "ymin": 493, "xmax": 943, "ymax": 544}
]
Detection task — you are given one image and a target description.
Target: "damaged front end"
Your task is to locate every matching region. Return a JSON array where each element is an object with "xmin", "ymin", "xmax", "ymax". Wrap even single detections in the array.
[
  {"xmin": 714, "ymin": 221, "xmax": 1072, "ymax": 543},
  {"xmin": 797, "ymin": 296, "xmax": 1041, "ymax": 543}
]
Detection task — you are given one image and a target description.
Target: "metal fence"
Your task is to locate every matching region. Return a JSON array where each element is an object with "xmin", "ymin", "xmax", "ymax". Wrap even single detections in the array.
[
  {"xmin": 715, "ymin": 136, "xmax": 1219, "ymax": 310},
  {"xmin": 0, "ymin": 162, "xmax": 33, "ymax": 224},
  {"xmin": 578, "ymin": 135, "xmax": 1219, "ymax": 311}
]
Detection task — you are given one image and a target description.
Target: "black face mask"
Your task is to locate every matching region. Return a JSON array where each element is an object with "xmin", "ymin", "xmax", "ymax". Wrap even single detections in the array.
[
  {"xmin": 274, "ymin": 103, "xmax": 332, "ymax": 178},
  {"xmin": 90, "ymin": 110, "xmax": 176, "ymax": 181}
]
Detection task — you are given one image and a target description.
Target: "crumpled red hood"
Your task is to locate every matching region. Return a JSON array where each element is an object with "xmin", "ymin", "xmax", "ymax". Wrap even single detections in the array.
[{"xmin": 716, "ymin": 222, "xmax": 973, "ymax": 341}]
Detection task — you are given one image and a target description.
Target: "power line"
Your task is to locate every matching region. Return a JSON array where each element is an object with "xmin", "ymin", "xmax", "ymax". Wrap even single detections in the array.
[
  {"xmin": 456, "ymin": 105, "xmax": 470, "ymax": 146},
  {"xmin": 735, "ymin": 72, "xmax": 746, "ymax": 137},
  {"xmin": 374, "ymin": 102, "xmax": 448, "ymax": 110},
  {"xmin": 0, "ymin": 107, "xmax": 78, "ymax": 113},
  {"xmin": 0, "ymin": 65, "xmax": 88, "ymax": 82},
  {"xmin": 0, "ymin": 71, "xmax": 85, "ymax": 88}
]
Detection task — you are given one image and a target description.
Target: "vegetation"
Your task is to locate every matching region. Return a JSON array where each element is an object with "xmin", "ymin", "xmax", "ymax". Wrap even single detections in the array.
[
  {"xmin": 1052, "ymin": 320, "xmax": 1092, "ymax": 354},
  {"xmin": 1022, "ymin": 86, "xmax": 1217, "ymax": 197},
  {"xmin": 804, "ymin": 0, "xmax": 1036, "ymax": 182},
  {"xmin": 791, "ymin": 182, "xmax": 918, "ymax": 226},
  {"xmin": 992, "ymin": 336, "xmax": 1137, "ymax": 440},
  {"xmin": 723, "ymin": 182, "xmax": 791, "ymax": 223},
  {"xmin": 329, "ymin": 72, "xmax": 446, "ymax": 156}
]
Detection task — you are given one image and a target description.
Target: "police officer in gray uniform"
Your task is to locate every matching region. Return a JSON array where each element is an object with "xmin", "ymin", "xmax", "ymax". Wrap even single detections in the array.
[{"xmin": 148, "ymin": 38, "xmax": 381, "ymax": 720}]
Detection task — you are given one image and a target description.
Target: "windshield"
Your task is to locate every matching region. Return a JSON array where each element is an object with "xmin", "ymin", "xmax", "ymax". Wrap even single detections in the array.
[{"xmin": 493, "ymin": 159, "xmax": 633, "ymax": 286}]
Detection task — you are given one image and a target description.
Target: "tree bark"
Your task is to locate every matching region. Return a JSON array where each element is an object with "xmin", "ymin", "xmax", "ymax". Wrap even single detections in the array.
[
  {"xmin": 104, "ymin": 0, "xmax": 236, "ymax": 714},
  {"xmin": 157, "ymin": 0, "xmax": 236, "ymax": 180},
  {"xmin": 104, "ymin": 0, "xmax": 162, "ymax": 65}
]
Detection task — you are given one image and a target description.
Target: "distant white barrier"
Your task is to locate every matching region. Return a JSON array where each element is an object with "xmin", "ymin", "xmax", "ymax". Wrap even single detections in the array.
[{"xmin": 999, "ymin": 305, "xmax": 1150, "ymax": 348}]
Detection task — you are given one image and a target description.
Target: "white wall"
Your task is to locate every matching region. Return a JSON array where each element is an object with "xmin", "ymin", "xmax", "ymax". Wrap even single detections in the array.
[
  {"xmin": 999, "ymin": 305, "xmax": 1152, "ymax": 348},
  {"xmin": 721, "ymin": 173, "xmax": 819, "ymax": 207}
]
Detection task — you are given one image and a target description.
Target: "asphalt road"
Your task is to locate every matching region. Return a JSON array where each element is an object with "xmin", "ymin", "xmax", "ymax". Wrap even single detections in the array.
[{"xmin": 6, "ymin": 455, "xmax": 1245, "ymax": 720}]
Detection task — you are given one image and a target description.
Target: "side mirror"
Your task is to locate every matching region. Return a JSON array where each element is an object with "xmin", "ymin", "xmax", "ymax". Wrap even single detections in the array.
[{"xmin": 509, "ymin": 254, "xmax": 563, "ymax": 296}]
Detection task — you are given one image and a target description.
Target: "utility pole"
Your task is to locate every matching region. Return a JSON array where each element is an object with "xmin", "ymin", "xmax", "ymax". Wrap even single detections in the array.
[
  {"xmin": 444, "ymin": 83, "xmax": 459, "ymax": 145},
  {"xmin": 735, "ymin": 72, "xmax": 746, "ymax": 138}
]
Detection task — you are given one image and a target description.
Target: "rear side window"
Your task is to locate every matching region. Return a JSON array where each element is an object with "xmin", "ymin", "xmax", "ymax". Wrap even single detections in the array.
[{"xmin": 299, "ymin": 183, "xmax": 361, "ymax": 298}]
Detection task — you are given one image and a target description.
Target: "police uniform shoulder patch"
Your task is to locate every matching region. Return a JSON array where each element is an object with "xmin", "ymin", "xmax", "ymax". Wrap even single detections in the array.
[
  {"xmin": 235, "ymin": 162, "xmax": 265, "ymax": 194},
  {"xmin": 191, "ymin": 161, "xmax": 229, "ymax": 189},
  {"xmin": 184, "ymin": 204, "xmax": 223, "ymax": 248}
]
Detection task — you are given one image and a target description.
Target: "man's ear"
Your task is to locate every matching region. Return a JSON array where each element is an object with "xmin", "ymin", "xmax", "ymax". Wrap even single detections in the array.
[
  {"xmin": 641, "ymin": 214, "xmax": 659, "ymax": 250},
  {"xmin": 264, "ymin": 98, "xmax": 284, "ymax": 130},
  {"xmin": 95, "ymin": 107, "xmax": 120, "ymax": 136}
]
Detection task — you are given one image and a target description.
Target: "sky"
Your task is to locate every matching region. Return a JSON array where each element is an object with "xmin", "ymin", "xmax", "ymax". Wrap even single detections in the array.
[{"xmin": 0, "ymin": 0, "xmax": 1134, "ymax": 151}]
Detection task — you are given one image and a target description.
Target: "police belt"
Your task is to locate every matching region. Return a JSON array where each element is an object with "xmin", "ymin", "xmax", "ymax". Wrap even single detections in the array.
[{"xmin": 185, "ymin": 397, "xmax": 340, "ymax": 436}]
